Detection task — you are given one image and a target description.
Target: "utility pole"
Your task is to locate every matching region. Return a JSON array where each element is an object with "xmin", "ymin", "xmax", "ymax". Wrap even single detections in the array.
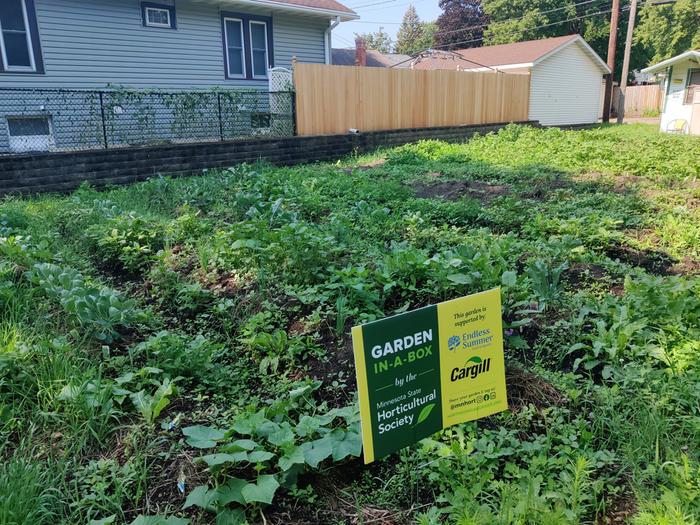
[
  {"xmin": 617, "ymin": 0, "xmax": 639, "ymax": 123},
  {"xmin": 602, "ymin": 0, "xmax": 620, "ymax": 123}
]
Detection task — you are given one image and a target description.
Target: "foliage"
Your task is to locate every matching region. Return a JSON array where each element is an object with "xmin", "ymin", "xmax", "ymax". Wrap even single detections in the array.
[
  {"xmin": 181, "ymin": 384, "xmax": 362, "ymax": 520},
  {"xmin": 635, "ymin": 0, "xmax": 700, "ymax": 65},
  {"xmin": 1, "ymin": 123, "xmax": 698, "ymax": 523},
  {"xmin": 27, "ymin": 263, "xmax": 141, "ymax": 342},
  {"xmin": 87, "ymin": 214, "xmax": 164, "ymax": 273},
  {"xmin": 396, "ymin": 6, "xmax": 437, "ymax": 55},
  {"xmin": 354, "ymin": 27, "xmax": 394, "ymax": 53},
  {"xmin": 435, "ymin": 0, "xmax": 488, "ymax": 50}
]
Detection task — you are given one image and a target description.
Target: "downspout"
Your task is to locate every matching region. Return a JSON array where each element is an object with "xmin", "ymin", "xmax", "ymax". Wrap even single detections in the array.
[{"xmin": 325, "ymin": 16, "xmax": 340, "ymax": 65}]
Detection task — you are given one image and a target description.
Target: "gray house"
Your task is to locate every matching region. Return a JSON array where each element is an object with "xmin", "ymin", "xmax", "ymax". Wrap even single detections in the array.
[{"xmin": 0, "ymin": 0, "xmax": 357, "ymax": 153}]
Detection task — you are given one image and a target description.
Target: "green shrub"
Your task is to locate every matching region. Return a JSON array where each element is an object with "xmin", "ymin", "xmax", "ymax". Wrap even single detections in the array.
[
  {"xmin": 88, "ymin": 214, "xmax": 164, "ymax": 273},
  {"xmin": 129, "ymin": 331, "xmax": 221, "ymax": 381}
]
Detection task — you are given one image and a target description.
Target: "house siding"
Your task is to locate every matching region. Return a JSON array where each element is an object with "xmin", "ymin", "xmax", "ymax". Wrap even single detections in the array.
[
  {"xmin": 529, "ymin": 41, "xmax": 605, "ymax": 126},
  {"xmin": 660, "ymin": 60, "xmax": 694, "ymax": 132},
  {"xmin": 0, "ymin": 0, "xmax": 329, "ymax": 90}
]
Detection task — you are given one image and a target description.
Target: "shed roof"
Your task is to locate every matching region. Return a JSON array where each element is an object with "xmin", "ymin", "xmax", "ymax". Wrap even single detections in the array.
[
  {"xmin": 412, "ymin": 35, "xmax": 609, "ymax": 73},
  {"xmin": 641, "ymin": 50, "xmax": 700, "ymax": 74}
]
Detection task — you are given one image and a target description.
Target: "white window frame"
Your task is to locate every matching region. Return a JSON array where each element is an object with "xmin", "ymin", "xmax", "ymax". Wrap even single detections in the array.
[
  {"xmin": 0, "ymin": 0, "xmax": 36, "ymax": 73},
  {"xmin": 249, "ymin": 20, "xmax": 269, "ymax": 80},
  {"xmin": 144, "ymin": 6, "xmax": 172, "ymax": 28},
  {"xmin": 7, "ymin": 115, "xmax": 54, "ymax": 153},
  {"xmin": 224, "ymin": 17, "xmax": 246, "ymax": 79}
]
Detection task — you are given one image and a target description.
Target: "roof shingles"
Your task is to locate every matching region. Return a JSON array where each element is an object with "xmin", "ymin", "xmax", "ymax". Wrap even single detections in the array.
[{"xmin": 413, "ymin": 34, "xmax": 580, "ymax": 70}]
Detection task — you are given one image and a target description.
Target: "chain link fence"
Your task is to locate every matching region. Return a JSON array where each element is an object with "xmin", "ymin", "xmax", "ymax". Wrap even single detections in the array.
[{"xmin": 0, "ymin": 87, "xmax": 295, "ymax": 155}]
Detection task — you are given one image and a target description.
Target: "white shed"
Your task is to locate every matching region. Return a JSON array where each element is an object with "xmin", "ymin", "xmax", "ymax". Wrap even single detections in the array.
[
  {"xmin": 412, "ymin": 35, "xmax": 611, "ymax": 126},
  {"xmin": 641, "ymin": 50, "xmax": 700, "ymax": 135}
]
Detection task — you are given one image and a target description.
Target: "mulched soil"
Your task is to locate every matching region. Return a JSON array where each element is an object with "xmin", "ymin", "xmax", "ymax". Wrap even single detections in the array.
[
  {"xmin": 506, "ymin": 366, "xmax": 567, "ymax": 413},
  {"xmin": 412, "ymin": 181, "xmax": 509, "ymax": 203},
  {"xmin": 563, "ymin": 262, "xmax": 625, "ymax": 296},
  {"xmin": 605, "ymin": 244, "xmax": 678, "ymax": 275}
]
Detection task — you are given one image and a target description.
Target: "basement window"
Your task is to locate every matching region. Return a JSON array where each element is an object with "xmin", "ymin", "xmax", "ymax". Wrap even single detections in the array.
[
  {"xmin": 7, "ymin": 115, "xmax": 53, "ymax": 152},
  {"xmin": 142, "ymin": 3, "xmax": 176, "ymax": 29}
]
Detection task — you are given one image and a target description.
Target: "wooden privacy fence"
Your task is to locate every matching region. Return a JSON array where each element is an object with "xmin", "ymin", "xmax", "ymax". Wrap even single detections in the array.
[
  {"xmin": 618, "ymin": 84, "xmax": 663, "ymax": 117},
  {"xmin": 294, "ymin": 64, "xmax": 531, "ymax": 136}
]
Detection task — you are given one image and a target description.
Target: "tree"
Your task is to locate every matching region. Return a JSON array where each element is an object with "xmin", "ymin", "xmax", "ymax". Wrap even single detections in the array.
[
  {"xmin": 480, "ymin": 0, "xmax": 632, "ymax": 78},
  {"xmin": 396, "ymin": 6, "xmax": 438, "ymax": 55},
  {"xmin": 480, "ymin": 0, "xmax": 700, "ymax": 80},
  {"xmin": 396, "ymin": 6, "xmax": 423, "ymax": 54},
  {"xmin": 634, "ymin": 0, "xmax": 700, "ymax": 64},
  {"xmin": 482, "ymin": 0, "xmax": 577, "ymax": 45},
  {"xmin": 354, "ymin": 27, "xmax": 394, "ymax": 53},
  {"xmin": 417, "ymin": 22, "xmax": 439, "ymax": 52},
  {"xmin": 434, "ymin": 0, "xmax": 488, "ymax": 50}
]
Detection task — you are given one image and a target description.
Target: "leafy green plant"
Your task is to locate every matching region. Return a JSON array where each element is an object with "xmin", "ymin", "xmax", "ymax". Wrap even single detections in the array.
[
  {"xmin": 129, "ymin": 331, "xmax": 221, "ymax": 382},
  {"xmin": 88, "ymin": 214, "xmax": 164, "ymax": 272},
  {"xmin": 129, "ymin": 377, "xmax": 177, "ymax": 425},
  {"xmin": 180, "ymin": 384, "xmax": 361, "ymax": 520},
  {"xmin": 526, "ymin": 259, "xmax": 568, "ymax": 306},
  {"xmin": 27, "ymin": 263, "xmax": 140, "ymax": 342}
]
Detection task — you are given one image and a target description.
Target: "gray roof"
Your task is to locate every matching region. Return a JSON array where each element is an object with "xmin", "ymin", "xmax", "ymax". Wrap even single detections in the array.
[{"xmin": 331, "ymin": 48, "xmax": 412, "ymax": 68}]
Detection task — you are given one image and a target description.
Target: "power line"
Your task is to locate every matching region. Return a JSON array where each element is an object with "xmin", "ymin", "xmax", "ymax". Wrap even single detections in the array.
[
  {"xmin": 333, "ymin": 33, "xmax": 357, "ymax": 47},
  {"xmin": 346, "ymin": 0, "xmax": 429, "ymax": 11},
  {"xmin": 425, "ymin": 0, "xmax": 607, "ymax": 40},
  {"xmin": 432, "ymin": 6, "xmax": 615, "ymax": 50},
  {"xmin": 388, "ymin": 6, "xmax": 616, "ymax": 69},
  {"xmin": 348, "ymin": 0, "xmax": 397, "ymax": 10},
  {"xmin": 351, "ymin": 0, "xmax": 608, "ymax": 40}
]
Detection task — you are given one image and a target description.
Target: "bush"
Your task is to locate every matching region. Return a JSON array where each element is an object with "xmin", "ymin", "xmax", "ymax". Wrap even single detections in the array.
[{"xmin": 88, "ymin": 214, "xmax": 164, "ymax": 273}]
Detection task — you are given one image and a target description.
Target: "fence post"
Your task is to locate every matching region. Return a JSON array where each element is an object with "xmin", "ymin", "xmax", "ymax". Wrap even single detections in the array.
[
  {"xmin": 291, "ymin": 91, "xmax": 297, "ymax": 136},
  {"xmin": 99, "ymin": 91, "xmax": 108, "ymax": 149},
  {"xmin": 217, "ymin": 92, "xmax": 224, "ymax": 141}
]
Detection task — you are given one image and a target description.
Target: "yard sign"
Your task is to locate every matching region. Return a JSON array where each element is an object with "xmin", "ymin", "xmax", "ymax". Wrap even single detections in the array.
[{"xmin": 352, "ymin": 288, "xmax": 508, "ymax": 464}]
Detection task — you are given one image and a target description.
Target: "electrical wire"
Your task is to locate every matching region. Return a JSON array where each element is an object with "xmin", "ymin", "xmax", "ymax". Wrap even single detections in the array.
[
  {"xmin": 352, "ymin": 0, "xmax": 608, "ymax": 39},
  {"xmin": 387, "ymin": 6, "xmax": 616, "ymax": 69}
]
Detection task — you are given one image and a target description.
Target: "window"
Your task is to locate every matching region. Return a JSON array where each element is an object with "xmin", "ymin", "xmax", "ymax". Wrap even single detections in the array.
[
  {"xmin": 7, "ymin": 116, "xmax": 53, "ymax": 152},
  {"xmin": 0, "ymin": 0, "xmax": 42, "ymax": 73},
  {"xmin": 224, "ymin": 18, "xmax": 245, "ymax": 78},
  {"xmin": 221, "ymin": 12, "xmax": 272, "ymax": 80},
  {"xmin": 249, "ymin": 21, "xmax": 268, "ymax": 79},
  {"xmin": 141, "ymin": 2, "xmax": 176, "ymax": 29},
  {"xmin": 685, "ymin": 69, "xmax": 700, "ymax": 105}
]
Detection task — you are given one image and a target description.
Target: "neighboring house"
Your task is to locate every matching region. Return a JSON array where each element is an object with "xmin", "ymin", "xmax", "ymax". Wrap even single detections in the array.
[
  {"xmin": 411, "ymin": 35, "xmax": 611, "ymax": 126},
  {"xmin": 332, "ymin": 39, "xmax": 411, "ymax": 68},
  {"xmin": 641, "ymin": 50, "xmax": 700, "ymax": 135},
  {"xmin": 0, "ymin": 0, "xmax": 357, "ymax": 152}
]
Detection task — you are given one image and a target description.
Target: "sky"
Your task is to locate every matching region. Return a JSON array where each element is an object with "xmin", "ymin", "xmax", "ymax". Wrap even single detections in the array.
[{"xmin": 332, "ymin": 0, "xmax": 442, "ymax": 50}]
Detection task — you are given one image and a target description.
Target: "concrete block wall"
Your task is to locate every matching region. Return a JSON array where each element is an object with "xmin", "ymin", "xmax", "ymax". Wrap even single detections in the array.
[{"xmin": 0, "ymin": 121, "xmax": 535, "ymax": 195}]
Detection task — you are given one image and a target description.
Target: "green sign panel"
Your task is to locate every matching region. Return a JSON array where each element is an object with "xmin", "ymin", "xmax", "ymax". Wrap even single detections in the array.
[{"xmin": 352, "ymin": 288, "xmax": 508, "ymax": 463}]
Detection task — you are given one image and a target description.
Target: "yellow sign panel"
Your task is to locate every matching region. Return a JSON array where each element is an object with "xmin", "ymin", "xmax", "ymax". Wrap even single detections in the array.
[{"xmin": 352, "ymin": 287, "xmax": 508, "ymax": 463}]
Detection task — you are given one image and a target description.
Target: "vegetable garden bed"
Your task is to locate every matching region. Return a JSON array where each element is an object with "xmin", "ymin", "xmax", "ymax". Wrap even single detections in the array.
[{"xmin": 1, "ymin": 123, "xmax": 698, "ymax": 525}]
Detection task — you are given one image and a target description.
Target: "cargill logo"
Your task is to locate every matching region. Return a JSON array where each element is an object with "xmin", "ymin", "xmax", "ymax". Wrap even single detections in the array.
[{"xmin": 450, "ymin": 356, "xmax": 491, "ymax": 382}]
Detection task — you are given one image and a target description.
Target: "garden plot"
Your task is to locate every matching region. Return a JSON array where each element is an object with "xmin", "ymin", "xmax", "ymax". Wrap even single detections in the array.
[{"xmin": 0, "ymin": 123, "xmax": 698, "ymax": 525}]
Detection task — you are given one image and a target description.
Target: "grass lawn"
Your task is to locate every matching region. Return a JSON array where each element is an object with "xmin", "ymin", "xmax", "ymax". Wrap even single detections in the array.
[{"xmin": 1, "ymin": 123, "xmax": 699, "ymax": 525}]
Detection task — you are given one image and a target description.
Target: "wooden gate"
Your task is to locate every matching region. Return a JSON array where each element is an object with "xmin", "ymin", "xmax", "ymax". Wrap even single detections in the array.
[{"xmin": 293, "ymin": 64, "xmax": 531, "ymax": 136}]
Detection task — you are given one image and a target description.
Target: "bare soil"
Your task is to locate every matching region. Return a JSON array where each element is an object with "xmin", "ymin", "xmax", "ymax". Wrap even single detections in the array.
[{"xmin": 412, "ymin": 181, "xmax": 509, "ymax": 203}]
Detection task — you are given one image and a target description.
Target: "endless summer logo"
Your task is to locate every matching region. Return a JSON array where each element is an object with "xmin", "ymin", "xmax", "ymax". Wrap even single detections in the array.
[{"xmin": 451, "ymin": 356, "xmax": 491, "ymax": 382}]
